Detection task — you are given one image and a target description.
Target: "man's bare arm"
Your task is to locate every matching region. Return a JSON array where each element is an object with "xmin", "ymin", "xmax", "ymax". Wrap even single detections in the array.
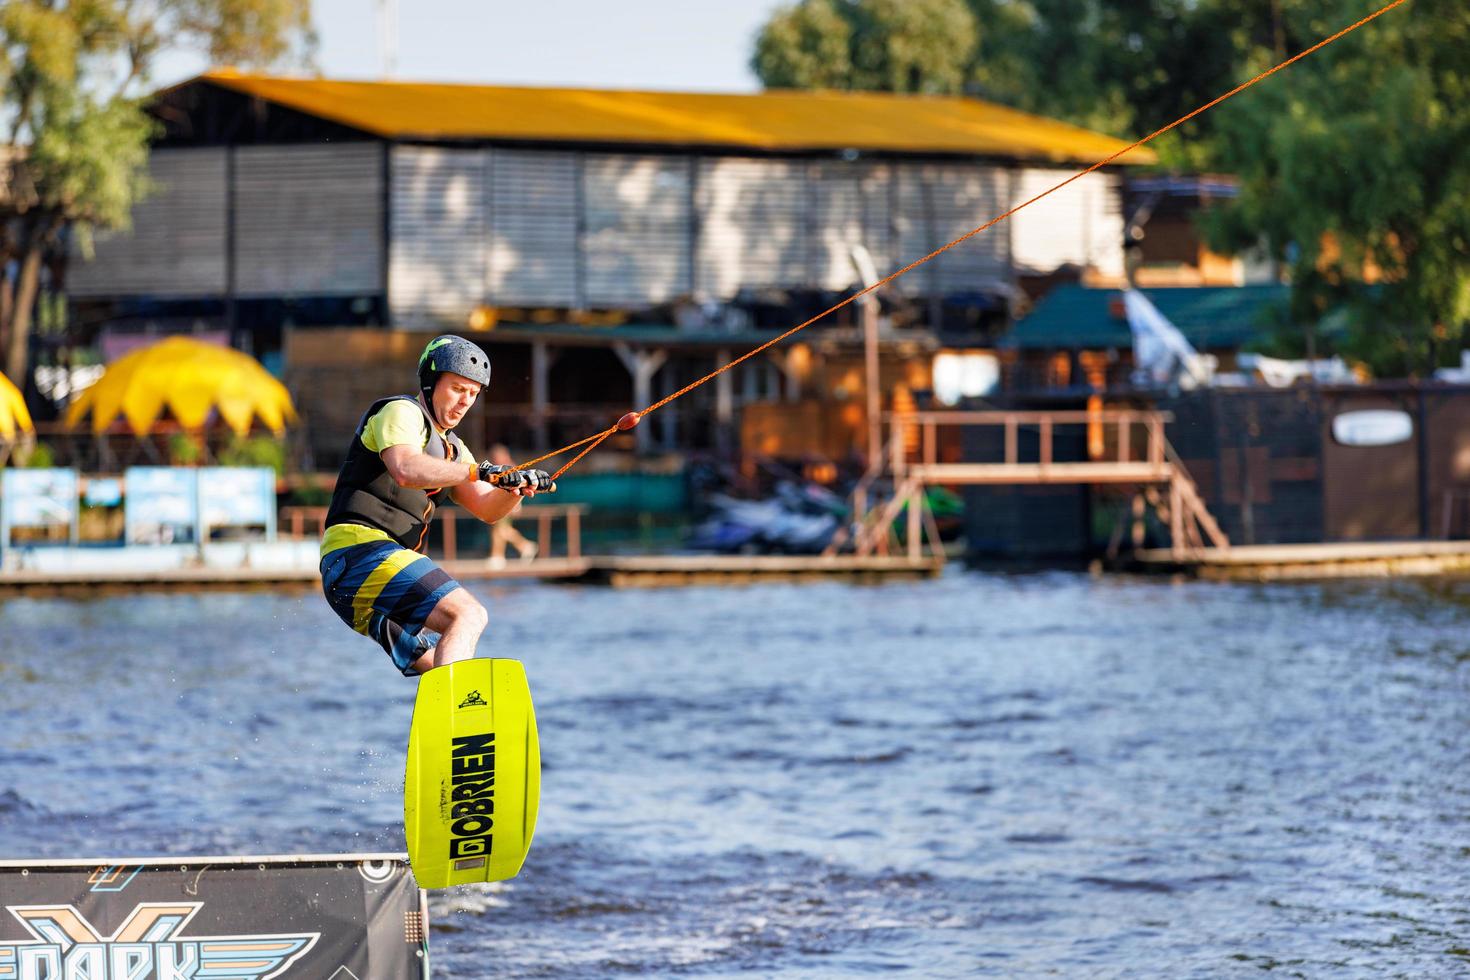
[
  {"xmin": 381, "ymin": 444, "xmax": 477, "ymax": 489},
  {"xmin": 451, "ymin": 480, "xmax": 525, "ymax": 524}
]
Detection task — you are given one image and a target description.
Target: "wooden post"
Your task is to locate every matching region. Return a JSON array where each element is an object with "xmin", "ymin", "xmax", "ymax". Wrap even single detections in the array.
[
  {"xmin": 907, "ymin": 482, "xmax": 922, "ymax": 560},
  {"xmin": 442, "ymin": 508, "xmax": 457, "ymax": 562},
  {"xmin": 1170, "ymin": 478, "xmax": 1184, "ymax": 559},
  {"xmin": 531, "ymin": 341, "xmax": 558, "ymax": 455},
  {"xmin": 921, "ymin": 493, "xmax": 942, "ymax": 560},
  {"xmin": 715, "ymin": 348, "xmax": 733, "ymax": 454},
  {"xmin": 768, "ymin": 349, "xmax": 802, "ymax": 402},
  {"xmin": 864, "ymin": 285, "xmax": 881, "ymax": 469},
  {"xmin": 1040, "ymin": 417, "xmax": 1053, "ymax": 469},
  {"xmin": 567, "ymin": 506, "xmax": 581, "ymax": 561},
  {"xmin": 613, "ymin": 343, "xmax": 668, "ymax": 455},
  {"xmin": 923, "ymin": 419, "xmax": 936, "ymax": 467},
  {"xmin": 1117, "ymin": 416, "xmax": 1130, "ymax": 463},
  {"xmin": 890, "ymin": 418, "xmax": 904, "ymax": 478},
  {"xmin": 1005, "ymin": 415, "xmax": 1017, "ymax": 465},
  {"xmin": 1148, "ymin": 416, "xmax": 1164, "ymax": 466}
]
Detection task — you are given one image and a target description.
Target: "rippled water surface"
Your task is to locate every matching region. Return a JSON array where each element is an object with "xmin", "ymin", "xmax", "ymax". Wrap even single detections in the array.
[{"xmin": 3, "ymin": 571, "xmax": 1470, "ymax": 977}]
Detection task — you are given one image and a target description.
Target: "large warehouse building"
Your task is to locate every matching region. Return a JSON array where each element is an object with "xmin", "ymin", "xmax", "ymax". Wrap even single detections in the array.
[
  {"xmin": 66, "ymin": 73, "xmax": 1153, "ymax": 460},
  {"xmin": 73, "ymin": 72, "xmax": 1149, "ymax": 328}
]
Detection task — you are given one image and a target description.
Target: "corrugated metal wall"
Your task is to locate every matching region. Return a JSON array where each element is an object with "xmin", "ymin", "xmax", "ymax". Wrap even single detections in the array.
[
  {"xmin": 809, "ymin": 161, "xmax": 894, "ymax": 290},
  {"xmin": 696, "ymin": 157, "xmax": 810, "ymax": 297},
  {"xmin": 68, "ymin": 149, "xmax": 228, "ymax": 298},
  {"xmin": 1166, "ymin": 390, "xmax": 1325, "ymax": 545},
  {"xmin": 71, "ymin": 145, "xmax": 1126, "ymax": 319},
  {"xmin": 389, "ymin": 146, "xmax": 486, "ymax": 328},
  {"xmin": 234, "ymin": 144, "xmax": 384, "ymax": 297},
  {"xmin": 1009, "ymin": 168, "xmax": 1124, "ymax": 279},
  {"xmin": 962, "ymin": 419, "xmax": 1092, "ymax": 559},
  {"xmin": 487, "ymin": 150, "xmax": 579, "ymax": 308},
  {"xmin": 893, "ymin": 162, "xmax": 1010, "ymax": 297},
  {"xmin": 399, "ymin": 152, "xmax": 1012, "ymax": 313},
  {"xmin": 583, "ymin": 154, "xmax": 692, "ymax": 306},
  {"xmin": 1319, "ymin": 391, "xmax": 1419, "ymax": 540}
]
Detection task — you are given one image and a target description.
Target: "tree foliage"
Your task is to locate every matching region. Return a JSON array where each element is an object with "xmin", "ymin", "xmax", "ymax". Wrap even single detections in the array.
[
  {"xmin": 753, "ymin": 0, "xmax": 976, "ymax": 96},
  {"xmin": 849, "ymin": 0, "xmax": 976, "ymax": 95},
  {"xmin": 966, "ymin": 0, "xmax": 1247, "ymax": 164},
  {"xmin": 752, "ymin": 0, "xmax": 1470, "ymax": 377},
  {"xmin": 751, "ymin": 0, "xmax": 853, "ymax": 91},
  {"xmin": 750, "ymin": 0, "xmax": 1306, "ymax": 172},
  {"xmin": 0, "ymin": 0, "xmax": 315, "ymax": 386},
  {"xmin": 1200, "ymin": 0, "xmax": 1470, "ymax": 376}
]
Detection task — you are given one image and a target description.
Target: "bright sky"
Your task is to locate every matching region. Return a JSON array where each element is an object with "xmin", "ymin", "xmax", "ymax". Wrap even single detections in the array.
[{"xmin": 154, "ymin": 0, "xmax": 789, "ymax": 91}]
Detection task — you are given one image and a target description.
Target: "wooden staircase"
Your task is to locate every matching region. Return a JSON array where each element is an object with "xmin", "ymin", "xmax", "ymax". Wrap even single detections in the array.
[{"xmin": 831, "ymin": 410, "xmax": 1230, "ymax": 561}]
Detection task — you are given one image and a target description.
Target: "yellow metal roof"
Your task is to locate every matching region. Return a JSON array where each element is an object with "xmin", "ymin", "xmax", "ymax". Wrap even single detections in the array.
[{"xmin": 195, "ymin": 71, "xmax": 1156, "ymax": 166}]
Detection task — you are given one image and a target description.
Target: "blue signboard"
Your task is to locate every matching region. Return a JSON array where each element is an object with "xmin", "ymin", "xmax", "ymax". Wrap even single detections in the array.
[
  {"xmin": 199, "ymin": 467, "xmax": 277, "ymax": 540},
  {"xmin": 83, "ymin": 477, "xmax": 123, "ymax": 508},
  {"xmin": 124, "ymin": 467, "xmax": 198, "ymax": 545},
  {"xmin": 0, "ymin": 469, "xmax": 79, "ymax": 547}
]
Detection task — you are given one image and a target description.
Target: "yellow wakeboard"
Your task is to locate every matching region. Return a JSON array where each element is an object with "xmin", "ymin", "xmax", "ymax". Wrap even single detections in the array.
[{"xmin": 405, "ymin": 658, "xmax": 541, "ymax": 889}]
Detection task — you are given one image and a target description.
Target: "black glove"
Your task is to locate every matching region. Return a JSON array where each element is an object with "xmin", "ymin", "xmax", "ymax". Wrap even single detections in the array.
[
  {"xmin": 477, "ymin": 461, "xmax": 512, "ymax": 483},
  {"xmin": 477, "ymin": 461, "xmax": 553, "ymax": 491},
  {"xmin": 513, "ymin": 469, "xmax": 555, "ymax": 492}
]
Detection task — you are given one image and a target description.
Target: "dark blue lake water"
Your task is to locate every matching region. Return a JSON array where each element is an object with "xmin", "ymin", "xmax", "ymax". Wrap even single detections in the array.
[{"xmin": 3, "ymin": 571, "xmax": 1469, "ymax": 977}]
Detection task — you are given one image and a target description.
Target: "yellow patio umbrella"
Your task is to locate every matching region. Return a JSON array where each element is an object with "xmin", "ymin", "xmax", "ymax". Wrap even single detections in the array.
[
  {"xmin": 65, "ymin": 336, "xmax": 297, "ymax": 437},
  {"xmin": 0, "ymin": 371, "xmax": 34, "ymax": 441}
]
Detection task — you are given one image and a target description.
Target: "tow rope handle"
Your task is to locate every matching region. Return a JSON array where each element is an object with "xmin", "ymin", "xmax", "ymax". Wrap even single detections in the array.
[{"xmin": 485, "ymin": 472, "xmax": 558, "ymax": 494}]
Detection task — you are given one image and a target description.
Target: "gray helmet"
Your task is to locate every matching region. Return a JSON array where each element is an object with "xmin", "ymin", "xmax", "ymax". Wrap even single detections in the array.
[{"xmin": 418, "ymin": 335, "xmax": 491, "ymax": 416}]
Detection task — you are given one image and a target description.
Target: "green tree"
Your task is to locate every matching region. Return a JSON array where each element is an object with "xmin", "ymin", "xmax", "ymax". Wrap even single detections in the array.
[
  {"xmin": 849, "ymin": 0, "xmax": 976, "ymax": 95},
  {"xmin": 964, "ymin": 0, "xmax": 1281, "ymax": 159},
  {"xmin": 0, "ymin": 0, "xmax": 315, "ymax": 387},
  {"xmin": 752, "ymin": 0, "xmax": 1274, "ymax": 140},
  {"xmin": 751, "ymin": 0, "xmax": 853, "ymax": 91},
  {"xmin": 752, "ymin": 0, "xmax": 1463, "ymax": 378},
  {"xmin": 1200, "ymin": 0, "xmax": 1470, "ymax": 376},
  {"xmin": 752, "ymin": 0, "xmax": 977, "ymax": 96}
]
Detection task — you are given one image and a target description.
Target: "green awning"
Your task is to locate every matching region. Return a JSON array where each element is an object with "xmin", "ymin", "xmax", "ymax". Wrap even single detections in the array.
[{"xmin": 1005, "ymin": 284, "xmax": 1290, "ymax": 351}]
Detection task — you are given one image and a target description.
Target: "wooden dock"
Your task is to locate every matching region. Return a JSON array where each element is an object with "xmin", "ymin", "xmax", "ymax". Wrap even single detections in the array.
[
  {"xmin": 441, "ymin": 557, "xmax": 593, "ymax": 581},
  {"xmin": 575, "ymin": 554, "xmax": 944, "ymax": 587},
  {"xmin": 0, "ymin": 553, "xmax": 942, "ymax": 594},
  {"xmin": 1130, "ymin": 540, "xmax": 1470, "ymax": 581},
  {"xmin": 0, "ymin": 564, "xmax": 321, "ymax": 596}
]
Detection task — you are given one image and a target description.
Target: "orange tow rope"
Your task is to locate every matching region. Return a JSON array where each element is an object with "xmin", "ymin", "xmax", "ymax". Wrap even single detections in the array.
[{"xmin": 516, "ymin": 0, "xmax": 1408, "ymax": 483}]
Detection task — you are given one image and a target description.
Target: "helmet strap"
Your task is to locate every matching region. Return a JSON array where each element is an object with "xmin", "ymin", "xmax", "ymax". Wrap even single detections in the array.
[{"xmin": 418, "ymin": 386, "xmax": 445, "ymax": 431}]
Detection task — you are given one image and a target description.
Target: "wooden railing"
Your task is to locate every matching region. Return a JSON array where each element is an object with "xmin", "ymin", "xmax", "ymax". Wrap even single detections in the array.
[
  {"xmin": 838, "ymin": 409, "xmax": 1228, "ymax": 561},
  {"xmin": 282, "ymin": 503, "xmax": 586, "ymax": 563},
  {"xmin": 891, "ymin": 409, "xmax": 1171, "ymax": 478},
  {"xmin": 822, "ymin": 432, "xmax": 896, "ymax": 557}
]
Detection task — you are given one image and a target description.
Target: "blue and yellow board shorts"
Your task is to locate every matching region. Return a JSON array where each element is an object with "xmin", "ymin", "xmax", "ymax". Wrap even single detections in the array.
[{"xmin": 320, "ymin": 528, "xmax": 461, "ymax": 676}]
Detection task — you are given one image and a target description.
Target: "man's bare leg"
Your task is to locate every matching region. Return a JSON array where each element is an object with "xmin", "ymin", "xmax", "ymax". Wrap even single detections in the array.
[
  {"xmin": 416, "ymin": 587, "xmax": 489, "ymax": 671},
  {"xmin": 505, "ymin": 524, "xmax": 536, "ymax": 560}
]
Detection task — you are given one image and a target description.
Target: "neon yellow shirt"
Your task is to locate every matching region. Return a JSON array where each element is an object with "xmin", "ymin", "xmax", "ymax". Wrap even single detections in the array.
[{"xmin": 320, "ymin": 399, "xmax": 476, "ymax": 556}]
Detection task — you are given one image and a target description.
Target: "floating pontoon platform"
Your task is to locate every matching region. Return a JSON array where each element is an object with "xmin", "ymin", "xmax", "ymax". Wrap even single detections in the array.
[
  {"xmin": 0, "ymin": 551, "xmax": 940, "ymax": 593},
  {"xmin": 1129, "ymin": 540, "xmax": 1470, "ymax": 581}
]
